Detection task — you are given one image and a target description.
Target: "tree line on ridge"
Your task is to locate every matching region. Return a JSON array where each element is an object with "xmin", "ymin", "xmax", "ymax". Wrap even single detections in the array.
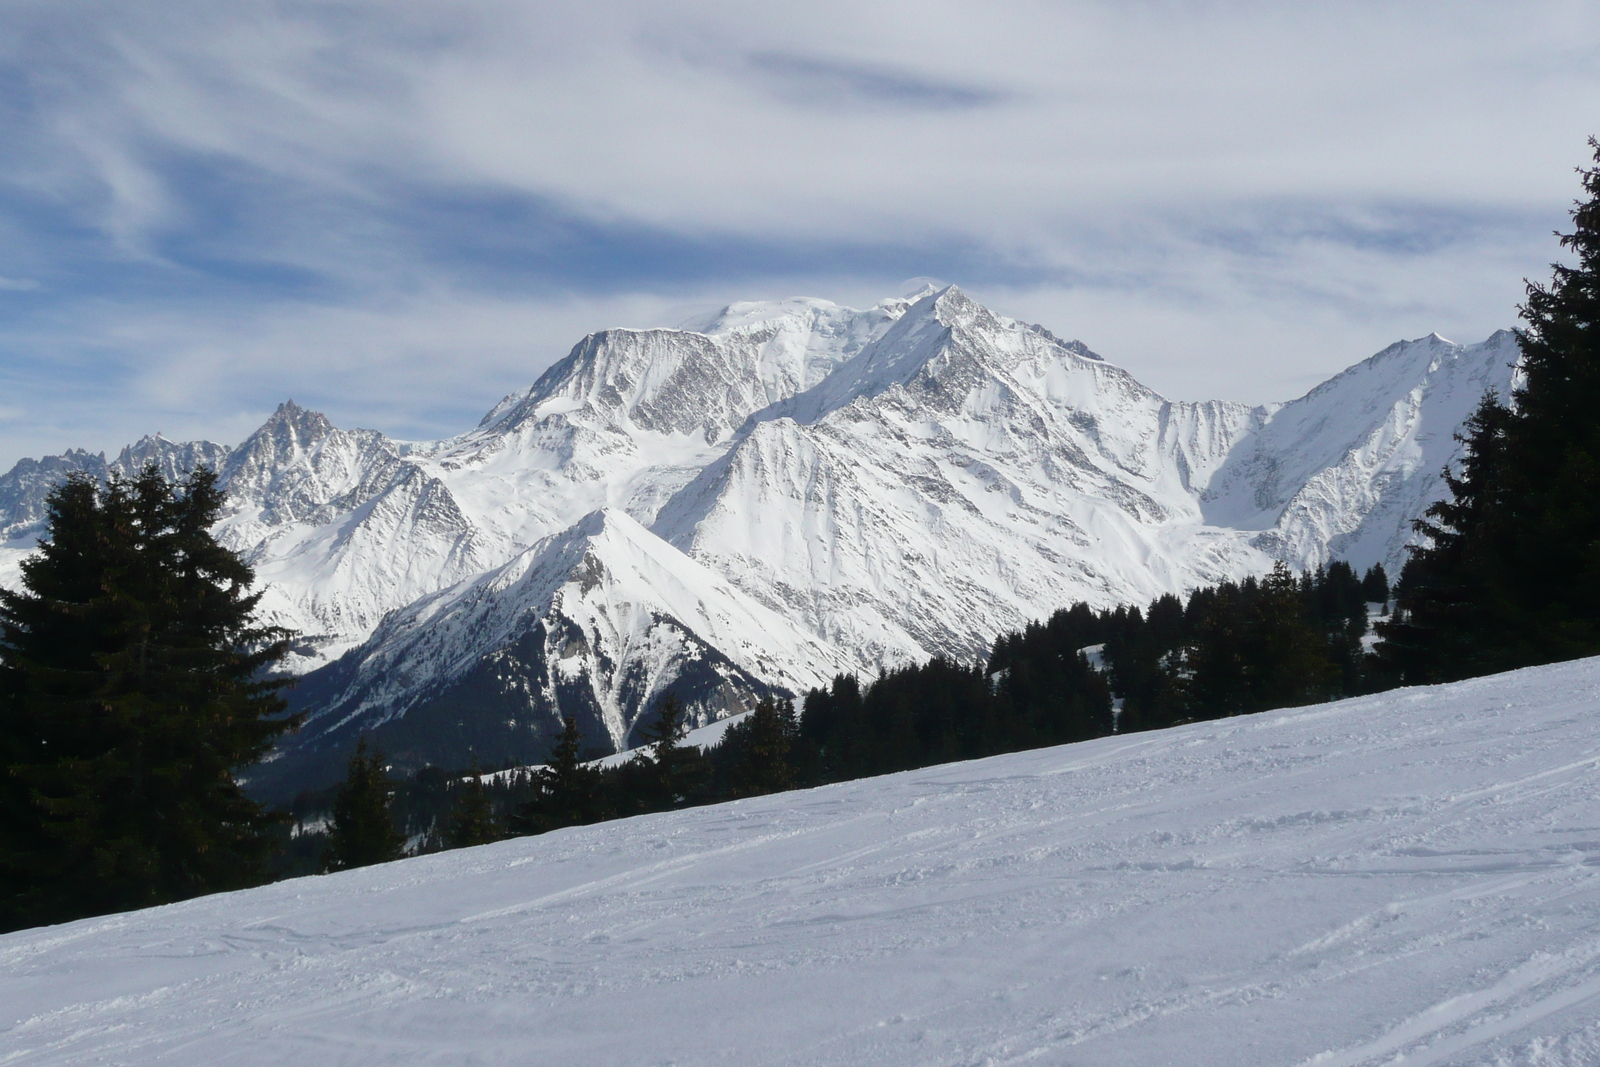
[{"xmin": 288, "ymin": 557, "xmax": 1389, "ymax": 874}]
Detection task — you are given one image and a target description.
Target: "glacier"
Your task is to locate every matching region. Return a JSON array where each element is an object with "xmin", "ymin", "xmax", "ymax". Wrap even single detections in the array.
[
  {"xmin": 5, "ymin": 656, "xmax": 1600, "ymax": 1065},
  {"xmin": 0, "ymin": 286, "xmax": 1520, "ymax": 787}
]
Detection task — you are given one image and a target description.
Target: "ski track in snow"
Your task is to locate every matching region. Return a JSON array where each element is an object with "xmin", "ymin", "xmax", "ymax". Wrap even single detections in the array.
[{"xmin": 7, "ymin": 658, "xmax": 1600, "ymax": 1065}]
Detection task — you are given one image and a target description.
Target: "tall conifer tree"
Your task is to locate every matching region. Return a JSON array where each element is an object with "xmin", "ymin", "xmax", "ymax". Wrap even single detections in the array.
[
  {"xmin": 0, "ymin": 467, "xmax": 296, "ymax": 931},
  {"xmin": 721, "ymin": 699, "xmax": 798, "ymax": 798},
  {"xmin": 323, "ymin": 738, "xmax": 405, "ymax": 870},
  {"xmin": 443, "ymin": 760, "xmax": 501, "ymax": 849},
  {"xmin": 1380, "ymin": 139, "xmax": 1600, "ymax": 679},
  {"xmin": 515, "ymin": 716, "xmax": 609, "ymax": 833},
  {"xmin": 635, "ymin": 693, "xmax": 707, "ymax": 811},
  {"xmin": 1499, "ymin": 139, "xmax": 1600, "ymax": 659}
]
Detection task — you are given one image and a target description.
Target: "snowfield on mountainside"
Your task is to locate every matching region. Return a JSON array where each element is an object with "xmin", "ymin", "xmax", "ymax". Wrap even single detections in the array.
[
  {"xmin": 7, "ymin": 657, "xmax": 1600, "ymax": 1066},
  {"xmin": 0, "ymin": 286, "xmax": 1521, "ymax": 786}
]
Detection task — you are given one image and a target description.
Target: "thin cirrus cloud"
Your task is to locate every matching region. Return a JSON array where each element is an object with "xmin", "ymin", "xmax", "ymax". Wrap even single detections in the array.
[
  {"xmin": 0, "ymin": 0, "xmax": 1595, "ymax": 471},
  {"xmin": 722, "ymin": 50, "xmax": 1009, "ymax": 111}
]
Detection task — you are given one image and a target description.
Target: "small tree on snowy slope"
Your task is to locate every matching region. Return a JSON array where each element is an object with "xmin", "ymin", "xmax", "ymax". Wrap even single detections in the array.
[
  {"xmin": 514, "ymin": 716, "xmax": 609, "ymax": 833},
  {"xmin": 443, "ymin": 761, "xmax": 501, "ymax": 849},
  {"xmin": 323, "ymin": 738, "xmax": 405, "ymax": 871}
]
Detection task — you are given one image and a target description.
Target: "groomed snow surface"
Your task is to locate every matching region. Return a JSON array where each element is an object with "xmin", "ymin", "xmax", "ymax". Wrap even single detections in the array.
[{"xmin": 8, "ymin": 659, "xmax": 1600, "ymax": 1066}]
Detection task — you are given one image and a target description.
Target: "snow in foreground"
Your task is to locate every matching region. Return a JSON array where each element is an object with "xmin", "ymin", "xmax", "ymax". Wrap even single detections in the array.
[{"xmin": 7, "ymin": 661, "xmax": 1600, "ymax": 1065}]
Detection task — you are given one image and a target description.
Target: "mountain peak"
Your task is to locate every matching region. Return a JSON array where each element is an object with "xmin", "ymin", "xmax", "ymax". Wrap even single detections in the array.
[
  {"xmin": 258, "ymin": 400, "xmax": 334, "ymax": 439},
  {"xmin": 882, "ymin": 284, "xmax": 1002, "ymax": 339},
  {"xmin": 225, "ymin": 401, "xmax": 337, "ymax": 473},
  {"xmin": 104, "ymin": 433, "xmax": 232, "ymax": 486},
  {"xmin": 472, "ymin": 295, "xmax": 914, "ymax": 444},
  {"xmin": 740, "ymin": 284, "xmax": 1020, "ymax": 428},
  {"xmin": 899, "ymin": 277, "xmax": 946, "ymax": 300}
]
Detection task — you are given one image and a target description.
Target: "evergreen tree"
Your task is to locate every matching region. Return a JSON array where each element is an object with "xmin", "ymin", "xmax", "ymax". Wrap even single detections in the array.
[
  {"xmin": 1308, "ymin": 561, "xmax": 1370, "ymax": 695},
  {"xmin": 1380, "ymin": 140, "xmax": 1600, "ymax": 679},
  {"xmin": 1360, "ymin": 564, "xmax": 1390, "ymax": 605},
  {"xmin": 719, "ymin": 698, "xmax": 798, "ymax": 798},
  {"xmin": 1493, "ymin": 140, "xmax": 1600, "ymax": 660},
  {"xmin": 1375, "ymin": 397, "xmax": 1516, "ymax": 682},
  {"xmin": 1101, "ymin": 596, "xmax": 1182, "ymax": 733},
  {"xmin": 633, "ymin": 694, "xmax": 708, "ymax": 811},
  {"xmin": 0, "ymin": 467, "xmax": 296, "ymax": 931},
  {"xmin": 1186, "ymin": 566, "xmax": 1334, "ymax": 717},
  {"xmin": 514, "ymin": 716, "xmax": 609, "ymax": 833},
  {"xmin": 1246, "ymin": 563, "xmax": 1336, "ymax": 710},
  {"xmin": 990, "ymin": 623, "xmax": 1113, "ymax": 744},
  {"xmin": 323, "ymin": 738, "xmax": 405, "ymax": 870},
  {"xmin": 857, "ymin": 659, "xmax": 987, "ymax": 771},
  {"xmin": 799, "ymin": 674, "xmax": 864, "ymax": 781},
  {"xmin": 443, "ymin": 761, "xmax": 501, "ymax": 849},
  {"xmin": 1183, "ymin": 580, "xmax": 1251, "ymax": 717}
]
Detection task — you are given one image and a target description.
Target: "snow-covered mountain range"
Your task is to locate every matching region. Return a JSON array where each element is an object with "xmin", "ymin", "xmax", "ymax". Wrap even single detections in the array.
[{"xmin": 0, "ymin": 286, "xmax": 1519, "ymax": 793}]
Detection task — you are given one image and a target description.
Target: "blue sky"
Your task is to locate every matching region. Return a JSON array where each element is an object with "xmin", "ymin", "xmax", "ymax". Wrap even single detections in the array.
[{"xmin": 1, "ymin": 0, "xmax": 1597, "ymax": 468}]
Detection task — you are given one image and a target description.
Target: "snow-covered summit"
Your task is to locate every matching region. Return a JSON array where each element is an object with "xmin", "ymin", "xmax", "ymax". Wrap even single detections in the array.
[
  {"xmin": 476, "ymin": 294, "xmax": 910, "ymax": 442},
  {"xmin": 1204, "ymin": 328, "xmax": 1520, "ymax": 567},
  {"xmin": 651, "ymin": 284, "xmax": 1267, "ymax": 667},
  {"xmin": 0, "ymin": 288, "xmax": 1522, "ymax": 786},
  {"xmin": 754, "ymin": 286, "xmax": 1105, "ymax": 427}
]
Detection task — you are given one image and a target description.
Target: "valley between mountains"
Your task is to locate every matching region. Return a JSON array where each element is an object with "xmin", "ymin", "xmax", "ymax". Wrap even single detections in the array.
[{"xmin": 0, "ymin": 286, "xmax": 1518, "ymax": 795}]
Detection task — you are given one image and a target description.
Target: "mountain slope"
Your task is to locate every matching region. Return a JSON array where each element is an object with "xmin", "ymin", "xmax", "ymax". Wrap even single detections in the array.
[
  {"xmin": 654, "ymin": 287, "xmax": 1270, "ymax": 664},
  {"xmin": 8, "ymin": 657, "xmax": 1600, "ymax": 1066},
  {"xmin": 259, "ymin": 509, "xmax": 855, "ymax": 794},
  {"xmin": 0, "ymin": 297, "xmax": 914, "ymax": 671},
  {"xmin": 0, "ymin": 287, "xmax": 1521, "ymax": 785},
  {"xmin": 211, "ymin": 402, "xmax": 507, "ymax": 667},
  {"xmin": 1203, "ymin": 329, "xmax": 1521, "ymax": 570}
]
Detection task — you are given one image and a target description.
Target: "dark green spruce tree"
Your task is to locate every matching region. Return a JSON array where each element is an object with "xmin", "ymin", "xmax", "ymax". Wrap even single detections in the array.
[
  {"xmin": 1494, "ymin": 139, "xmax": 1600, "ymax": 660},
  {"xmin": 515, "ymin": 716, "xmax": 610, "ymax": 833},
  {"xmin": 1380, "ymin": 139, "xmax": 1600, "ymax": 680},
  {"xmin": 1375, "ymin": 398, "xmax": 1515, "ymax": 682},
  {"xmin": 1360, "ymin": 564, "xmax": 1390, "ymax": 606},
  {"xmin": 718, "ymin": 698, "xmax": 799, "ymax": 798},
  {"xmin": 634, "ymin": 693, "xmax": 708, "ymax": 811},
  {"xmin": 1185, "ymin": 565, "xmax": 1335, "ymax": 717},
  {"xmin": 443, "ymin": 761, "xmax": 502, "ymax": 849},
  {"xmin": 323, "ymin": 737, "xmax": 406, "ymax": 870},
  {"xmin": 0, "ymin": 466, "xmax": 297, "ymax": 931}
]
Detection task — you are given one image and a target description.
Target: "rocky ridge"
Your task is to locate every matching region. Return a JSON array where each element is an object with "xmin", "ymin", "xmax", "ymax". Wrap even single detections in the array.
[{"xmin": 0, "ymin": 286, "xmax": 1519, "ymax": 793}]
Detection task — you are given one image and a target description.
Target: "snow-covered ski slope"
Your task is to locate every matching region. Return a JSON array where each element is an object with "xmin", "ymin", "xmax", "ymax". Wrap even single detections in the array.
[{"xmin": 8, "ymin": 659, "xmax": 1600, "ymax": 1066}]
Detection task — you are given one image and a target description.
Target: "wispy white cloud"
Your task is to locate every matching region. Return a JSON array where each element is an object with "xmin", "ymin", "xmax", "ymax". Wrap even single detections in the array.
[{"xmin": 0, "ymin": 0, "xmax": 1595, "ymax": 467}]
